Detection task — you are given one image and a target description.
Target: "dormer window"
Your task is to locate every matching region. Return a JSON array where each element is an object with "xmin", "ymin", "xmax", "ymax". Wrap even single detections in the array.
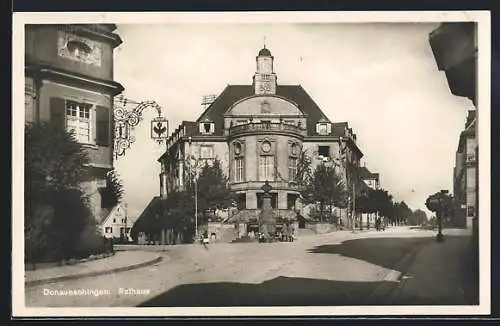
[
  {"xmin": 199, "ymin": 121, "xmax": 215, "ymax": 134},
  {"xmin": 316, "ymin": 119, "xmax": 331, "ymax": 135}
]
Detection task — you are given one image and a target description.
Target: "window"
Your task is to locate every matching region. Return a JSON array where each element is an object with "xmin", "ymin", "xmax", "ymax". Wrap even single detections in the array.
[
  {"xmin": 316, "ymin": 121, "xmax": 331, "ymax": 135},
  {"xmin": 199, "ymin": 122, "xmax": 215, "ymax": 134},
  {"xmin": 66, "ymin": 100, "xmax": 92, "ymax": 143},
  {"xmin": 236, "ymin": 193, "xmax": 246, "ymax": 209},
  {"xmin": 120, "ymin": 227, "xmax": 125, "ymax": 235},
  {"xmin": 289, "ymin": 157, "xmax": 298, "ymax": 181},
  {"xmin": 121, "ymin": 218, "xmax": 126, "ymax": 223},
  {"xmin": 105, "ymin": 227, "xmax": 112, "ymax": 233},
  {"xmin": 234, "ymin": 157, "xmax": 244, "ymax": 182},
  {"xmin": 287, "ymin": 193, "xmax": 299, "ymax": 209},
  {"xmin": 113, "ymin": 218, "xmax": 116, "ymax": 223},
  {"xmin": 259, "ymin": 156, "xmax": 275, "ymax": 181},
  {"xmin": 318, "ymin": 145, "xmax": 330, "ymax": 157},
  {"xmin": 200, "ymin": 145, "xmax": 214, "ymax": 159}
]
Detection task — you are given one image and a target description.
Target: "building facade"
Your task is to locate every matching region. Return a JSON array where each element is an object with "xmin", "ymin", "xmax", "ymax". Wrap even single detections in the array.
[
  {"xmin": 25, "ymin": 24, "xmax": 124, "ymax": 222},
  {"xmin": 453, "ymin": 110, "xmax": 477, "ymax": 228},
  {"xmin": 429, "ymin": 22, "xmax": 478, "ymax": 230},
  {"xmin": 100, "ymin": 203, "xmax": 132, "ymax": 241},
  {"xmin": 157, "ymin": 46, "xmax": 363, "ymax": 234}
]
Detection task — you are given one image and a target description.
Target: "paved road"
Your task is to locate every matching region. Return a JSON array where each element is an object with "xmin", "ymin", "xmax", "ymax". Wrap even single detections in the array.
[{"xmin": 25, "ymin": 227, "xmax": 473, "ymax": 307}]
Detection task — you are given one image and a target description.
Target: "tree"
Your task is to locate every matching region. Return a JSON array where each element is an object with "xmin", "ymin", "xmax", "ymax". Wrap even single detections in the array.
[
  {"xmin": 295, "ymin": 148, "xmax": 313, "ymax": 189},
  {"xmin": 302, "ymin": 163, "xmax": 347, "ymax": 223},
  {"xmin": 194, "ymin": 159, "xmax": 234, "ymax": 223},
  {"xmin": 355, "ymin": 187, "xmax": 378, "ymax": 229},
  {"xmin": 425, "ymin": 190, "xmax": 453, "ymax": 242},
  {"xmin": 372, "ymin": 189, "xmax": 394, "ymax": 224},
  {"xmin": 408, "ymin": 209, "xmax": 428, "ymax": 226},
  {"xmin": 25, "ymin": 122, "xmax": 95, "ymax": 263},
  {"xmin": 100, "ymin": 169, "xmax": 124, "ymax": 209},
  {"xmin": 393, "ymin": 201, "xmax": 412, "ymax": 226}
]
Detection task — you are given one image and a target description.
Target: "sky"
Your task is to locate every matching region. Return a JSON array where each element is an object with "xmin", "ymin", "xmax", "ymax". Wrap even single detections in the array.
[{"xmin": 112, "ymin": 23, "xmax": 473, "ymax": 221}]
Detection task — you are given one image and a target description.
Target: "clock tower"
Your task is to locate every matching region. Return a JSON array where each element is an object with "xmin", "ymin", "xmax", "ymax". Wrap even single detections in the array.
[{"xmin": 253, "ymin": 45, "xmax": 277, "ymax": 95}]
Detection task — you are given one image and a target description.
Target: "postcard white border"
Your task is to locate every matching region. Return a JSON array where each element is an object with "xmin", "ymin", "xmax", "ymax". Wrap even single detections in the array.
[{"xmin": 12, "ymin": 10, "xmax": 491, "ymax": 317}]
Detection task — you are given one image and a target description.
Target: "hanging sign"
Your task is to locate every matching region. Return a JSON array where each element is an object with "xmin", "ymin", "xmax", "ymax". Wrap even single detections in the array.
[{"xmin": 151, "ymin": 117, "xmax": 169, "ymax": 143}]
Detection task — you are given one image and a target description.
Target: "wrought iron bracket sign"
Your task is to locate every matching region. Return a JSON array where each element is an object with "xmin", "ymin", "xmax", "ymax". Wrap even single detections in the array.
[{"xmin": 113, "ymin": 95, "xmax": 169, "ymax": 158}]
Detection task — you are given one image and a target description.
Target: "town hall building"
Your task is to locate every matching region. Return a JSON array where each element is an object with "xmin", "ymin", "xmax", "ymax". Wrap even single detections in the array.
[{"xmin": 156, "ymin": 45, "xmax": 363, "ymax": 238}]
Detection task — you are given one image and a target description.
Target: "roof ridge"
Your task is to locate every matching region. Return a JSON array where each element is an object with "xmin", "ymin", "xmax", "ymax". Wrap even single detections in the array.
[{"xmin": 196, "ymin": 85, "xmax": 231, "ymax": 123}]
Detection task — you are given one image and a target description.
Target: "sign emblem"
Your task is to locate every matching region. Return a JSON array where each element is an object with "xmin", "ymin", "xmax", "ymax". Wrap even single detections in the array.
[{"xmin": 151, "ymin": 117, "xmax": 168, "ymax": 143}]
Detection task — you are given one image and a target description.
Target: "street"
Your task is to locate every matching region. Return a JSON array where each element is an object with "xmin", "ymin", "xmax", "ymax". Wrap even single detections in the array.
[{"xmin": 25, "ymin": 227, "xmax": 477, "ymax": 307}]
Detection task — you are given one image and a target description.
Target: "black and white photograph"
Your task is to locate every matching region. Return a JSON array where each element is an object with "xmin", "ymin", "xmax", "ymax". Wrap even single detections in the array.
[{"xmin": 12, "ymin": 11, "xmax": 490, "ymax": 317}]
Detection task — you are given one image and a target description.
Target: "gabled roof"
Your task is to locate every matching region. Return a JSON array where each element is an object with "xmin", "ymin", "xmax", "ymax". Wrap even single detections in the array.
[
  {"xmin": 359, "ymin": 166, "xmax": 379, "ymax": 181},
  {"xmin": 196, "ymin": 84, "xmax": 330, "ymax": 136},
  {"xmin": 132, "ymin": 196, "xmax": 162, "ymax": 230}
]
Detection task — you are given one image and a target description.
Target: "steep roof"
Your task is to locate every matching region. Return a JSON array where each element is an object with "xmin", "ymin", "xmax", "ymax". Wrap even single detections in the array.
[
  {"xmin": 359, "ymin": 166, "xmax": 379, "ymax": 181},
  {"xmin": 132, "ymin": 196, "xmax": 162, "ymax": 231},
  {"xmin": 195, "ymin": 84, "xmax": 330, "ymax": 136}
]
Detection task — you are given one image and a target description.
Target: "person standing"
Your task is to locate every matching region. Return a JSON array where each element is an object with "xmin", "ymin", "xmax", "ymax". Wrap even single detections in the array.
[{"xmin": 202, "ymin": 230, "xmax": 209, "ymax": 249}]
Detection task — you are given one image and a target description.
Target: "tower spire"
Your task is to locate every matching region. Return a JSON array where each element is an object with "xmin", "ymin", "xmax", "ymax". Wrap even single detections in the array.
[{"xmin": 263, "ymin": 36, "xmax": 266, "ymax": 49}]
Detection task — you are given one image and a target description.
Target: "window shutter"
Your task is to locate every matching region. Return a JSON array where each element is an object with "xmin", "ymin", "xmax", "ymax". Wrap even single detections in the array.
[
  {"xmin": 96, "ymin": 106, "xmax": 110, "ymax": 147},
  {"xmin": 49, "ymin": 97, "xmax": 66, "ymax": 129}
]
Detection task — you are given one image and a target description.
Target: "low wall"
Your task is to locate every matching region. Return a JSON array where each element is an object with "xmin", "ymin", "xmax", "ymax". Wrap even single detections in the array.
[
  {"xmin": 306, "ymin": 222, "xmax": 336, "ymax": 234},
  {"xmin": 207, "ymin": 222, "xmax": 238, "ymax": 243}
]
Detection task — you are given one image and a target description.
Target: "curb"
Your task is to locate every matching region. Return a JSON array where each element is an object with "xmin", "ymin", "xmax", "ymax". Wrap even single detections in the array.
[
  {"xmin": 25, "ymin": 255, "xmax": 163, "ymax": 288},
  {"xmin": 364, "ymin": 240, "xmax": 430, "ymax": 305}
]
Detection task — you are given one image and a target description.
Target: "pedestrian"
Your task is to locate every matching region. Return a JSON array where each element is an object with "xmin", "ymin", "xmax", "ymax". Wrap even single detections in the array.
[{"xmin": 202, "ymin": 230, "xmax": 209, "ymax": 249}]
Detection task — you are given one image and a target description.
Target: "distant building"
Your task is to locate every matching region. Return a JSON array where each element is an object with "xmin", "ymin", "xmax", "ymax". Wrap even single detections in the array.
[
  {"xmin": 99, "ymin": 203, "xmax": 132, "ymax": 241},
  {"xmin": 359, "ymin": 165, "xmax": 380, "ymax": 190},
  {"xmin": 149, "ymin": 45, "xmax": 364, "ymax": 239},
  {"xmin": 25, "ymin": 24, "xmax": 125, "ymax": 222},
  {"xmin": 358, "ymin": 165, "xmax": 380, "ymax": 228}
]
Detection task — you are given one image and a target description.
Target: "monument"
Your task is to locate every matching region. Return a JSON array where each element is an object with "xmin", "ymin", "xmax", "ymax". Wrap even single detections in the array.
[{"xmin": 259, "ymin": 181, "xmax": 276, "ymax": 241}]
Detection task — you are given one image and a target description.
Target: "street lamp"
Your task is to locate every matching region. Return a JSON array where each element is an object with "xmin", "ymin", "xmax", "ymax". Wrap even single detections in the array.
[{"xmin": 188, "ymin": 137, "xmax": 199, "ymax": 240}]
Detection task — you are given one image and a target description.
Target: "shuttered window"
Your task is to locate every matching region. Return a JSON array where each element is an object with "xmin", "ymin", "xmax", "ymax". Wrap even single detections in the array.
[
  {"xmin": 50, "ymin": 97, "xmax": 66, "ymax": 129},
  {"xmin": 65, "ymin": 100, "xmax": 91, "ymax": 143},
  {"xmin": 50, "ymin": 97, "xmax": 111, "ymax": 147}
]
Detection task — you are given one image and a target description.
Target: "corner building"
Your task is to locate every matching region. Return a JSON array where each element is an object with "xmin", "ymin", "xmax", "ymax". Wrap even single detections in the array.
[
  {"xmin": 158, "ymin": 46, "xmax": 363, "ymax": 232},
  {"xmin": 25, "ymin": 24, "xmax": 124, "ymax": 222}
]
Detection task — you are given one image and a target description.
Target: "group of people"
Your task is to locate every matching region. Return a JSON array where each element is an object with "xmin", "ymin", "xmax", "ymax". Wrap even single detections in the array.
[{"xmin": 375, "ymin": 217, "xmax": 386, "ymax": 231}]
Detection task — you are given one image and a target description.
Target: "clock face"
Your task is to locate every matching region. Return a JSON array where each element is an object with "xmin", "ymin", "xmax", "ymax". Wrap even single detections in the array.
[
  {"xmin": 58, "ymin": 33, "xmax": 102, "ymax": 67},
  {"xmin": 261, "ymin": 141, "xmax": 271, "ymax": 153}
]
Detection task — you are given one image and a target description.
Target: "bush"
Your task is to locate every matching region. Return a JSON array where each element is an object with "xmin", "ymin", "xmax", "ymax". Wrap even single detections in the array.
[
  {"xmin": 71, "ymin": 224, "xmax": 112, "ymax": 259},
  {"xmin": 25, "ymin": 122, "xmax": 100, "ymax": 263}
]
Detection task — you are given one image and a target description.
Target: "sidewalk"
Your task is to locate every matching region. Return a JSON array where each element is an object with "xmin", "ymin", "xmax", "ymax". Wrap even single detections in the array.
[
  {"xmin": 25, "ymin": 251, "xmax": 164, "ymax": 287},
  {"xmin": 385, "ymin": 230, "xmax": 478, "ymax": 305}
]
